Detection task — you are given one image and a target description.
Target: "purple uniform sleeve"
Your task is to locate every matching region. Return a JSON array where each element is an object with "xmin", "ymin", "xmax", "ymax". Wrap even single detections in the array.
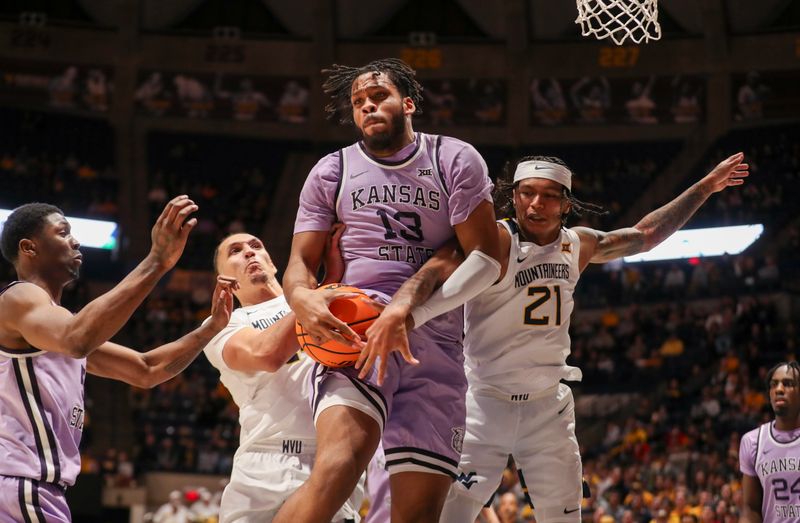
[
  {"xmin": 739, "ymin": 427, "xmax": 758, "ymax": 476},
  {"xmin": 294, "ymin": 152, "xmax": 341, "ymax": 234},
  {"xmin": 438, "ymin": 137, "xmax": 494, "ymax": 226}
]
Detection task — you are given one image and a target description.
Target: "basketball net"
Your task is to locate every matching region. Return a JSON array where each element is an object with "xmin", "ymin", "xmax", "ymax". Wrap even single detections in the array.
[{"xmin": 575, "ymin": 0, "xmax": 662, "ymax": 46}]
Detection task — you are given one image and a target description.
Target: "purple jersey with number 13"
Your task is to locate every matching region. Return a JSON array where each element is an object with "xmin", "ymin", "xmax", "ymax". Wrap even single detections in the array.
[
  {"xmin": 740, "ymin": 421, "xmax": 800, "ymax": 521},
  {"xmin": 294, "ymin": 132, "xmax": 493, "ymax": 343}
]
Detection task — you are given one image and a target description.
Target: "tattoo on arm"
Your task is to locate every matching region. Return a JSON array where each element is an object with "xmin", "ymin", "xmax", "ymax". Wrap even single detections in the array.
[
  {"xmin": 634, "ymin": 185, "xmax": 707, "ymax": 250},
  {"xmin": 597, "ymin": 228, "xmax": 647, "ymax": 260},
  {"xmin": 391, "ymin": 265, "xmax": 442, "ymax": 311},
  {"xmin": 163, "ymin": 352, "xmax": 197, "ymax": 375}
]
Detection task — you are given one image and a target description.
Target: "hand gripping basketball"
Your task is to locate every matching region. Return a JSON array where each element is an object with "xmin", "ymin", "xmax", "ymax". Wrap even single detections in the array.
[{"xmin": 296, "ymin": 284, "xmax": 381, "ymax": 367}]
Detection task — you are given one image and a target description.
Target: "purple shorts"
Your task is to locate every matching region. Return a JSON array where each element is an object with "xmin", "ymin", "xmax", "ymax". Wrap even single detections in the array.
[
  {"xmin": 311, "ymin": 322, "xmax": 467, "ymax": 479},
  {"xmin": 0, "ymin": 476, "xmax": 71, "ymax": 522}
]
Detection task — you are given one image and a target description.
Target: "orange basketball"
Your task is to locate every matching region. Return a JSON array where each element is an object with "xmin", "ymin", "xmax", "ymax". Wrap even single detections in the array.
[{"xmin": 295, "ymin": 283, "xmax": 380, "ymax": 368}]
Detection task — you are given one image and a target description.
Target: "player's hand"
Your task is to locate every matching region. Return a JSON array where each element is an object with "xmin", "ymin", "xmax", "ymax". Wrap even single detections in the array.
[
  {"xmin": 699, "ymin": 152, "xmax": 749, "ymax": 195},
  {"xmin": 358, "ymin": 305, "xmax": 419, "ymax": 386},
  {"xmin": 148, "ymin": 195, "xmax": 198, "ymax": 271},
  {"xmin": 321, "ymin": 223, "xmax": 346, "ymax": 285},
  {"xmin": 206, "ymin": 275, "xmax": 236, "ymax": 332},
  {"xmin": 291, "ymin": 286, "xmax": 364, "ymax": 348}
]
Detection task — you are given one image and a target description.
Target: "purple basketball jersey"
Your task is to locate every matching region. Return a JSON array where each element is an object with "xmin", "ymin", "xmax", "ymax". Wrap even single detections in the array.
[
  {"xmin": 294, "ymin": 132, "xmax": 493, "ymax": 343},
  {"xmin": 740, "ymin": 421, "xmax": 800, "ymax": 521},
  {"xmin": 0, "ymin": 282, "xmax": 85, "ymax": 489}
]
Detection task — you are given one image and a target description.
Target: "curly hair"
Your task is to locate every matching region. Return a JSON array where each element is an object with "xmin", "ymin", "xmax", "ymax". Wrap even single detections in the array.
[
  {"xmin": 493, "ymin": 155, "xmax": 607, "ymax": 226},
  {"xmin": 1, "ymin": 202, "xmax": 64, "ymax": 264},
  {"xmin": 322, "ymin": 58, "xmax": 424, "ymax": 124},
  {"xmin": 765, "ymin": 361, "xmax": 800, "ymax": 391}
]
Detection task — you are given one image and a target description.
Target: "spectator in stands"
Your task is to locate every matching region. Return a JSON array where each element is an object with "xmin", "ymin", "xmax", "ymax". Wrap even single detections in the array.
[
  {"xmin": 625, "ymin": 76, "xmax": 658, "ymax": 125},
  {"xmin": 153, "ymin": 490, "xmax": 190, "ymax": 523},
  {"xmin": 189, "ymin": 488, "xmax": 219, "ymax": 522},
  {"xmin": 496, "ymin": 492, "xmax": 521, "ymax": 523},
  {"xmin": 531, "ymin": 78, "xmax": 567, "ymax": 125},
  {"xmin": 278, "ymin": 80, "xmax": 309, "ymax": 123},
  {"xmin": 570, "ymin": 77, "xmax": 610, "ymax": 123},
  {"xmin": 736, "ymin": 71, "xmax": 770, "ymax": 121}
]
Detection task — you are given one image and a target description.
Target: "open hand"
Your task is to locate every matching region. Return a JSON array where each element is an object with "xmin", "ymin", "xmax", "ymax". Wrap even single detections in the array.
[
  {"xmin": 358, "ymin": 305, "xmax": 418, "ymax": 385},
  {"xmin": 207, "ymin": 275, "xmax": 236, "ymax": 331},
  {"xmin": 291, "ymin": 286, "xmax": 365, "ymax": 348},
  {"xmin": 149, "ymin": 195, "xmax": 198, "ymax": 271},
  {"xmin": 700, "ymin": 152, "xmax": 749, "ymax": 194}
]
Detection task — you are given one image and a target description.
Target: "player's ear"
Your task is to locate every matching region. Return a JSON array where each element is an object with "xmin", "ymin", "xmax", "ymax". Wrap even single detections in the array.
[
  {"xmin": 18, "ymin": 238, "xmax": 36, "ymax": 259},
  {"xmin": 403, "ymin": 96, "xmax": 415, "ymax": 116}
]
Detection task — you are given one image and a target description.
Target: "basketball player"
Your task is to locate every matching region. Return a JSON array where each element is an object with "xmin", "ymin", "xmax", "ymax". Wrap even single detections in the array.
[
  {"xmin": 0, "ymin": 197, "xmax": 234, "ymax": 522},
  {"xmin": 372, "ymin": 152, "xmax": 749, "ymax": 523},
  {"xmin": 275, "ymin": 58, "xmax": 502, "ymax": 523},
  {"xmin": 204, "ymin": 229, "xmax": 364, "ymax": 522},
  {"xmin": 740, "ymin": 361, "xmax": 800, "ymax": 522}
]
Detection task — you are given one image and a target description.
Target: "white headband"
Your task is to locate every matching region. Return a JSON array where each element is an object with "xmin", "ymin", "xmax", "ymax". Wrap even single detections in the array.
[{"xmin": 513, "ymin": 160, "xmax": 572, "ymax": 191}]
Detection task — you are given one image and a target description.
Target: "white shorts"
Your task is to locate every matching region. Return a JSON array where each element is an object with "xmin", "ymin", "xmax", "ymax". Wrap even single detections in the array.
[
  {"xmin": 220, "ymin": 442, "xmax": 363, "ymax": 523},
  {"xmin": 450, "ymin": 383, "xmax": 582, "ymax": 522}
]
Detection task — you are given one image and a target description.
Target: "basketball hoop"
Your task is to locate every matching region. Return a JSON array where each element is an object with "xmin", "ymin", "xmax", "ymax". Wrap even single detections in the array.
[{"xmin": 575, "ymin": 0, "xmax": 661, "ymax": 46}]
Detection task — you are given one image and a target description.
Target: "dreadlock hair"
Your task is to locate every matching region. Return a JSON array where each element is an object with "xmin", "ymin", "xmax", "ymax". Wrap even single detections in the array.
[
  {"xmin": 0, "ymin": 202, "xmax": 64, "ymax": 264},
  {"xmin": 322, "ymin": 58, "xmax": 424, "ymax": 124},
  {"xmin": 492, "ymin": 155, "xmax": 607, "ymax": 226},
  {"xmin": 765, "ymin": 361, "xmax": 800, "ymax": 391}
]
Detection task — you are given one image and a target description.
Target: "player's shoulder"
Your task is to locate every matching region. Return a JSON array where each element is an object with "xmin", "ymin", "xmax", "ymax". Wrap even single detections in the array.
[
  {"xmin": 309, "ymin": 148, "xmax": 344, "ymax": 176},
  {"xmin": 496, "ymin": 218, "xmax": 517, "ymax": 236},
  {"xmin": 741, "ymin": 424, "xmax": 763, "ymax": 447},
  {"xmin": 0, "ymin": 281, "xmax": 53, "ymax": 310},
  {"xmin": 435, "ymin": 134, "xmax": 480, "ymax": 156}
]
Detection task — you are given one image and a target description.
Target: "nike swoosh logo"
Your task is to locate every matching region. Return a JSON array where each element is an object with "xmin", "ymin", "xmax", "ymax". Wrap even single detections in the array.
[
  {"xmin": 557, "ymin": 404, "xmax": 568, "ymax": 415},
  {"xmin": 534, "ymin": 165, "xmax": 548, "ymax": 170},
  {"xmin": 351, "ymin": 170, "xmax": 369, "ymax": 178},
  {"xmin": 517, "ymin": 255, "xmax": 528, "ymax": 263},
  {"xmin": 564, "ymin": 507, "xmax": 580, "ymax": 514}
]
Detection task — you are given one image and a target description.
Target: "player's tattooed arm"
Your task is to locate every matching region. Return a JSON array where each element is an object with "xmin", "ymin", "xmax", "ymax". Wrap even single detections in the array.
[
  {"xmin": 386, "ymin": 242, "xmax": 462, "ymax": 319},
  {"xmin": 357, "ymin": 240, "xmax": 462, "ymax": 384},
  {"xmin": 576, "ymin": 152, "xmax": 749, "ymax": 270},
  {"xmin": 574, "ymin": 226, "xmax": 645, "ymax": 268}
]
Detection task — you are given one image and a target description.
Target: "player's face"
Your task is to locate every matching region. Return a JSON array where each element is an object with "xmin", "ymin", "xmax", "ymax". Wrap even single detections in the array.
[
  {"xmin": 217, "ymin": 234, "xmax": 277, "ymax": 287},
  {"xmin": 769, "ymin": 365, "xmax": 800, "ymax": 418},
  {"xmin": 351, "ymin": 72, "xmax": 414, "ymax": 152},
  {"xmin": 32, "ymin": 213, "xmax": 82, "ymax": 280},
  {"xmin": 513, "ymin": 178, "xmax": 571, "ymax": 242}
]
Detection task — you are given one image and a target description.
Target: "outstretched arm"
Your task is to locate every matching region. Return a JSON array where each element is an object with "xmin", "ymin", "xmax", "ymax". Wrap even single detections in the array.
[
  {"xmin": 87, "ymin": 279, "xmax": 234, "ymax": 388},
  {"xmin": 574, "ymin": 152, "xmax": 749, "ymax": 270},
  {"xmin": 3, "ymin": 196, "xmax": 199, "ymax": 358}
]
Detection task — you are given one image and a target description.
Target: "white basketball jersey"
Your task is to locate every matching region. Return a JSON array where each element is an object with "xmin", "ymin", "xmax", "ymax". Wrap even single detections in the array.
[
  {"xmin": 203, "ymin": 295, "xmax": 315, "ymax": 453},
  {"xmin": 464, "ymin": 220, "xmax": 582, "ymax": 394}
]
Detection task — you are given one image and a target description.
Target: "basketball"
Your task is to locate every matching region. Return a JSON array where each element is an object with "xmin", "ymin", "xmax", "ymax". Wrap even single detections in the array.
[{"xmin": 295, "ymin": 283, "xmax": 380, "ymax": 367}]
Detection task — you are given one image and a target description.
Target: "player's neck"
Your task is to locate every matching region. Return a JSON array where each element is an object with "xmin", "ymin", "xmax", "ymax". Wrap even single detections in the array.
[
  {"xmin": 362, "ymin": 126, "xmax": 415, "ymax": 158},
  {"xmin": 239, "ymin": 279, "xmax": 283, "ymax": 307},
  {"xmin": 518, "ymin": 223, "xmax": 561, "ymax": 246},
  {"xmin": 774, "ymin": 413, "xmax": 800, "ymax": 431},
  {"xmin": 17, "ymin": 271, "xmax": 65, "ymax": 304}
]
